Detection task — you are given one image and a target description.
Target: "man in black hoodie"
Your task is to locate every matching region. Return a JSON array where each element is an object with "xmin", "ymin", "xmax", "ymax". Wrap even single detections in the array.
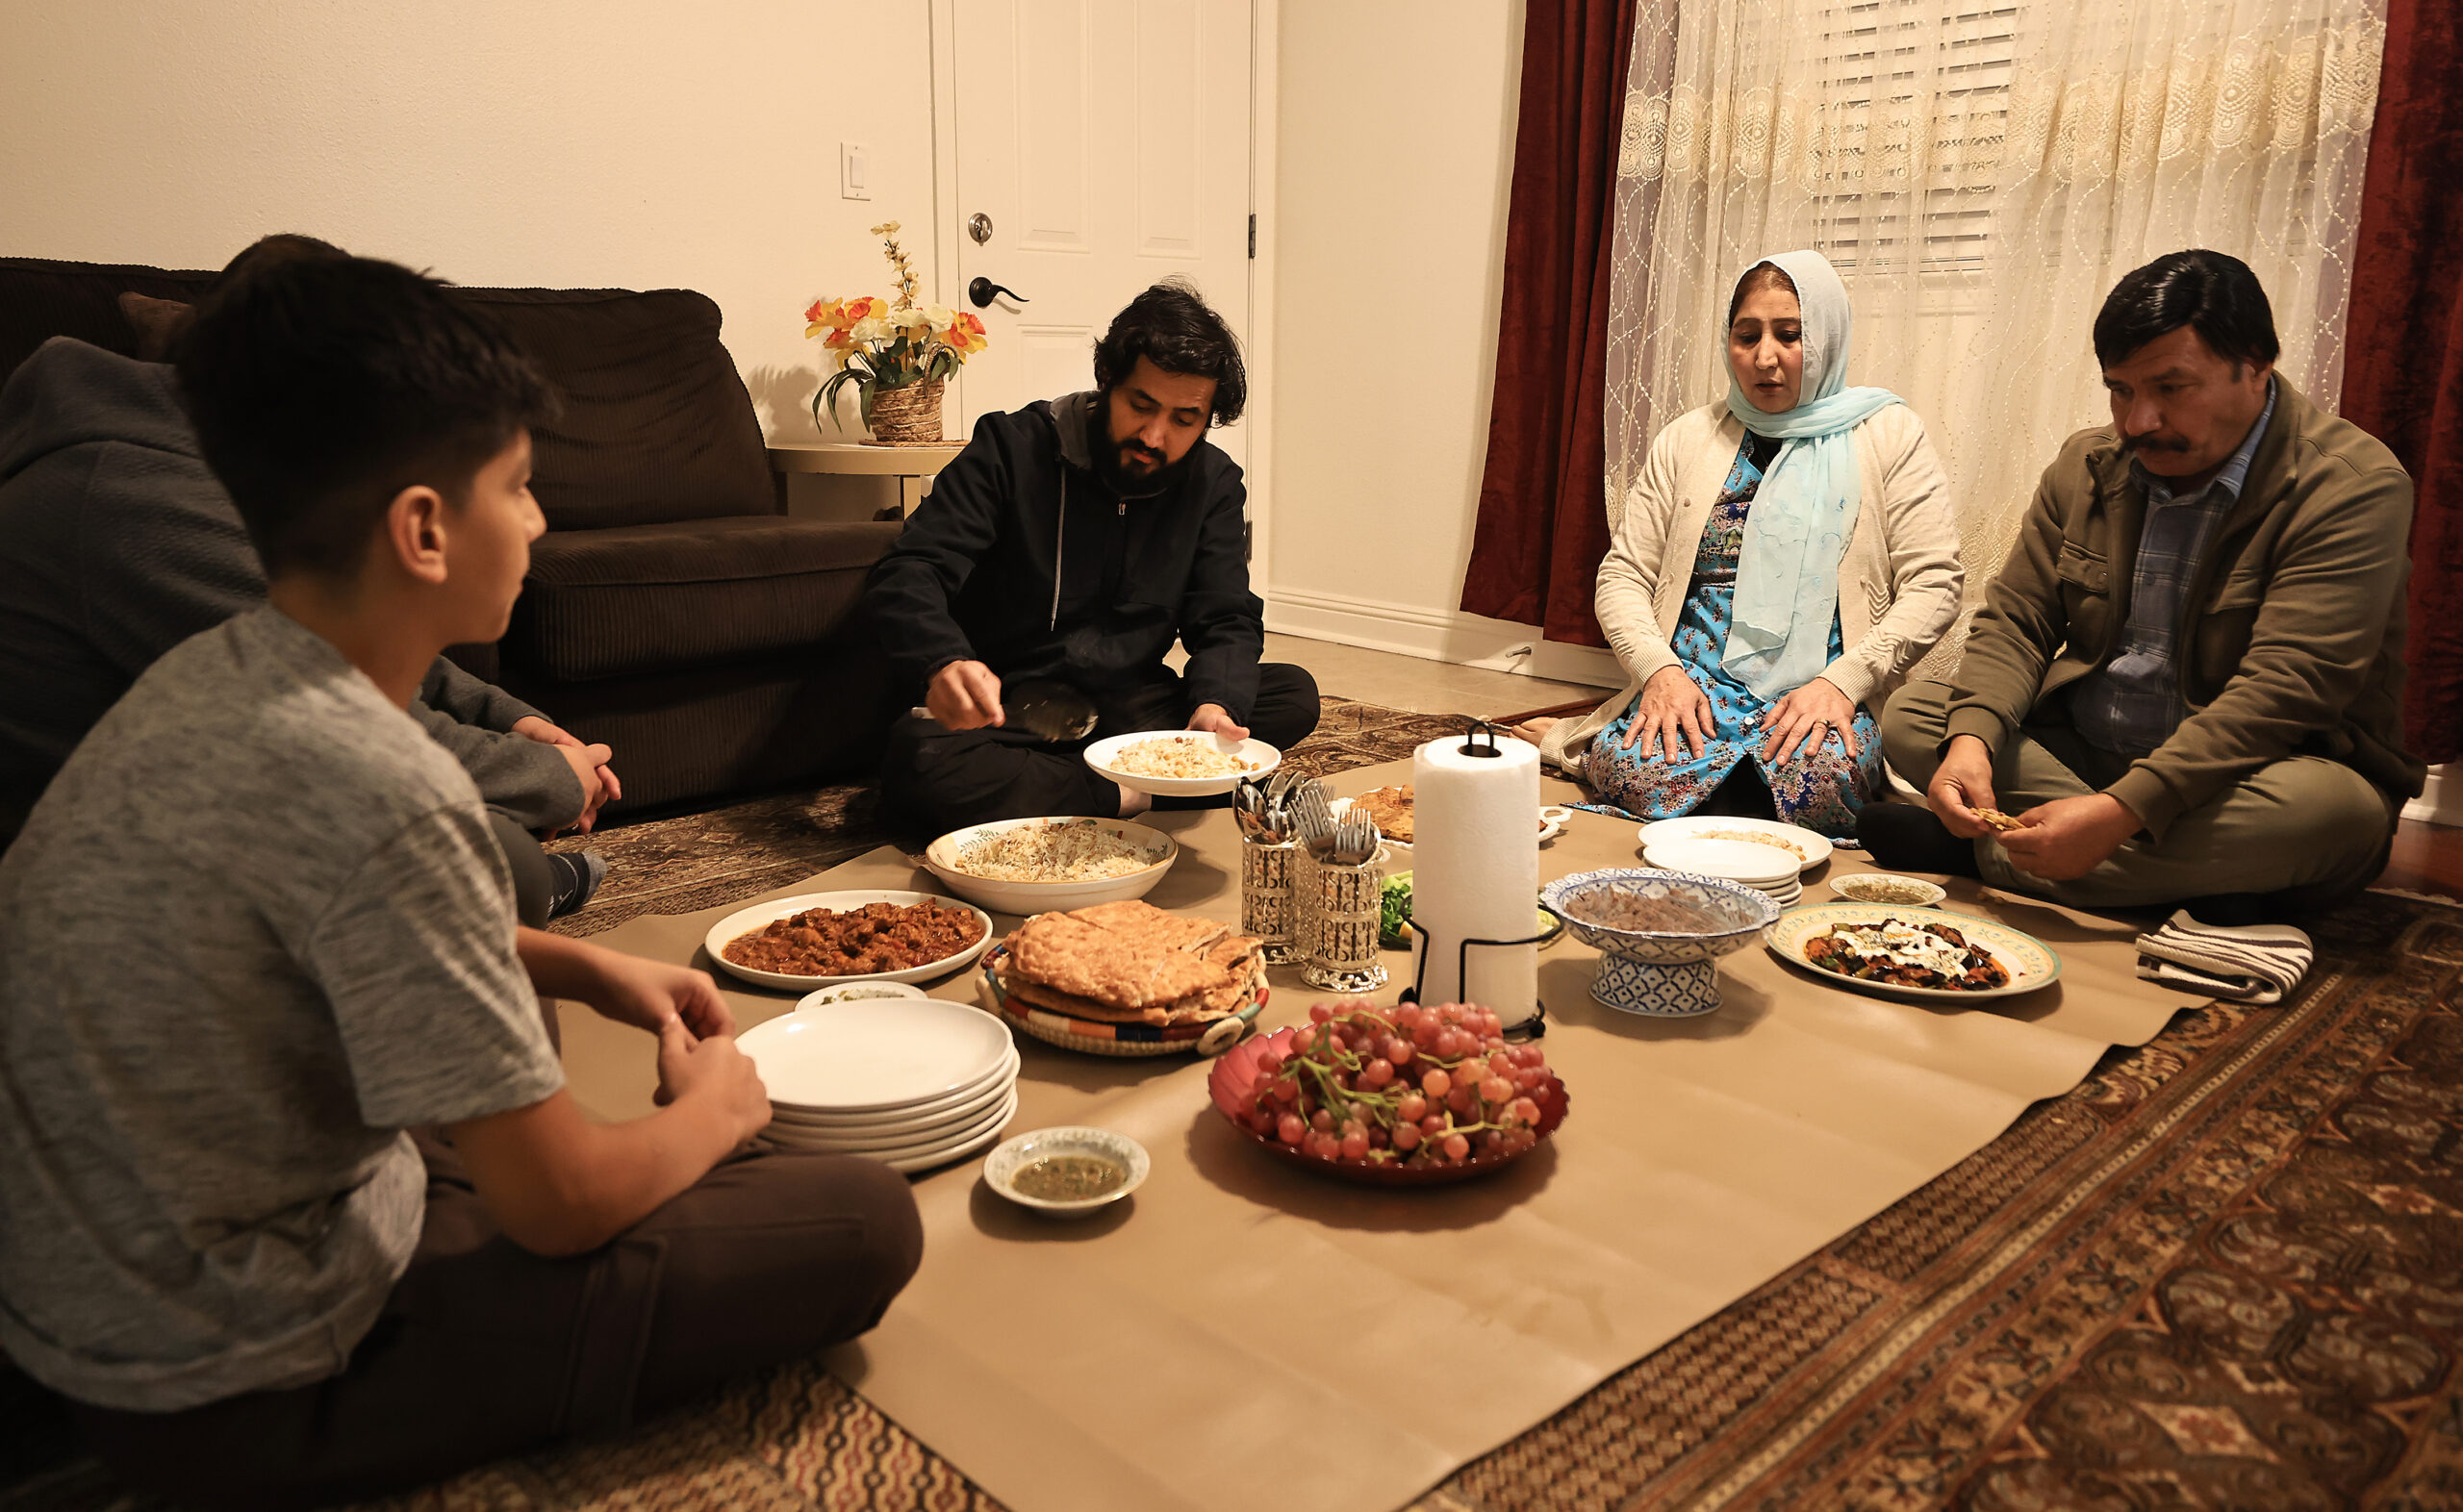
[{"xmin": 866, "ymin": 282, "xmax": 1318, "ymax": 831}]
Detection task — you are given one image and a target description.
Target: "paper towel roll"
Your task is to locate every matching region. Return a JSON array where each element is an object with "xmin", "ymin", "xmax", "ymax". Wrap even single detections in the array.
[{"xmin": 1409, "ymin": 730, "xmax": 1540, "ymax": 1023}]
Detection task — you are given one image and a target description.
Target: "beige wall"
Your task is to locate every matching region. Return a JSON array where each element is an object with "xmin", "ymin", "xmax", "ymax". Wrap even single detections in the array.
[
  {"xmin": 0, "ymin": 0, "xmax": 934, "ymax": 445},
  {"xmin": 1265, "ymin": 0, "xmax": 1605, "ymax": 683},
  {"xmin": 5, "ymin": 0, "xmax": 1604, "ymax": 656}
]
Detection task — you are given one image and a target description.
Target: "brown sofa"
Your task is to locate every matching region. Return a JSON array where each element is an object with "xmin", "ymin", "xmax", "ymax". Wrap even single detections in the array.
[{"xmin": 1, "ymin": 256, "xmax": 897, "ymax": 819}]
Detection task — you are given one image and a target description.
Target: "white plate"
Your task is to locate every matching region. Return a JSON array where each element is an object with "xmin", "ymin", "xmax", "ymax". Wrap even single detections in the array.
[
  {"xmin": 1763, "ymin": 903, "xmax": 2062, "ymax": 1002},
  {"xmin": 922, "ymin": 816, "xmax": 1178, "ymax": 915},
  {"xmin": 704, "ymin": 891, "xmax": 995, "ymax": 992},
  {"xmin": 1083, "ymin": 731, "xmax": 1282, "ymax": 797},
  {"xmin": 983, "ymin": 1126, "xmax": 1152, "ymax": 1218},
  {"xmin": 879, "ymin": 1111, "xmax": 1016, "ymax": 1173},
  {"xmin": 769, "ymin": 1083, "xmax": 1019, "ymax": 1159},
  {"xmin": 767, "ymin": 1046, "xmax": 1020, "ymax": 1132},
  {"xmin": 768, "ymin": 1087, "xmax": 1018, "ymax": 1168},
  {"xmin": 1644, "ymin": 837, "xmax": 1800, "ymax": 884},
  {"xmin": 765, "ymin": 1040, "xmax": 1016, "ymax": 1120},
  {"xmin": 1636, "ymin": 817, "xmax": 1832, "ymax": 872},
  {"xmin": 738, "ymin": 997, "xmax": 1015, "ymax": 1113}
]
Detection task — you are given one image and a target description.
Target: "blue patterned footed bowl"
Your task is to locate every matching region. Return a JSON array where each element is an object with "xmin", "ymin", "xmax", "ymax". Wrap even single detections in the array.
[{"xmin": 1540, "ymin": 869, "xmax": 1781, "ymax": 964}]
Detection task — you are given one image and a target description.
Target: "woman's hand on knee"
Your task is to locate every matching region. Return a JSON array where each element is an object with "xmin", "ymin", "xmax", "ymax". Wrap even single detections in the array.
[
  {"xmin": 1621, "ymin": 666, "xmax": 1712, "ymax": 762},
  {"xmin": 1759, "ymin": 677, "xmax": 1858, "ymax": 764}
]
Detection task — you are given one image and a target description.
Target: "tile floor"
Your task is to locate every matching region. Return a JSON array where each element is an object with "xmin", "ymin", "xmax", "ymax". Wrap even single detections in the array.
[{"xmin": 1257, "ymin": 632, "xmax": 1612, "ymax": 720}]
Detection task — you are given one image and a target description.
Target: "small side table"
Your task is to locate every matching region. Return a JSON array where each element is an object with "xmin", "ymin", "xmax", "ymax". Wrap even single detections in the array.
[{"xmin": 766, "ymin": 440, "xmax": 964, "ymax": 517}]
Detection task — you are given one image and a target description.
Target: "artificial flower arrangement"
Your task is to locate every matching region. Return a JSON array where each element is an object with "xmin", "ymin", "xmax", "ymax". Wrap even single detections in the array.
[{"xmin": 804, "ymin": 219, "xmax": 989, "ymax": 436}]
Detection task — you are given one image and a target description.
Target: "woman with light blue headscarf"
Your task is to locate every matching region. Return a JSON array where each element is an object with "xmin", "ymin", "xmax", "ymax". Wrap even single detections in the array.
[{"xmin": 1527, "ymin": 251, "xmax": 1965, "ymax": 838}]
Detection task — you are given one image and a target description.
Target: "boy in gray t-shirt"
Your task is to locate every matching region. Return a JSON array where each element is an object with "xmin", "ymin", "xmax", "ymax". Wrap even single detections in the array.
[{"xmin": 0, "ymin": 251, "xmax": 920, "ymax": 1507}]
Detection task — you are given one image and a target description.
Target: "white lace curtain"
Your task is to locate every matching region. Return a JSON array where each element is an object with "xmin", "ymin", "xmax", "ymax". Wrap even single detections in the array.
[{"xmin": 1604, "ymin": 0, "xmax": 2387, "ymax": 674}]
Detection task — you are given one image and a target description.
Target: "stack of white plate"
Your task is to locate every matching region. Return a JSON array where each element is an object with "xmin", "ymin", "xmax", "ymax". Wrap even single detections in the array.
[
  {"xmin": 1643, "ymin": 837, "xmax": 1804, "ymax": 908},
  {"xmin": 738, "ymin": 997, "xmax": 1020, "ymax": 1173}
]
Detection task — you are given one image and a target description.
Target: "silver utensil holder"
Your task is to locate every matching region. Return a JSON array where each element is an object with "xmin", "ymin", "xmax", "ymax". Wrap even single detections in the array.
[
  {"xmin": 1296, "ymin": 847, "xmax": 1387, "ymax": 992},
  {"xmin": 1239, "ymin": 838, "xmax": 1301, "ymax": 965}
]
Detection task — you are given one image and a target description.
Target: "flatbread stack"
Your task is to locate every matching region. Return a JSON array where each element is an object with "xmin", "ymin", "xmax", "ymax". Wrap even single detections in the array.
[
  {"xmin": 1356, "ymin": 785, "xmax": 1414, "ymax": 843},
  {"xmin": 999, "ymin": 900, "xmax": 1263, "ymax": 1027}
]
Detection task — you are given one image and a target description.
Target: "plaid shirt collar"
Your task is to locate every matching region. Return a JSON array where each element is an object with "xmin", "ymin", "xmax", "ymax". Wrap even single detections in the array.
[{"xmin": 2131, "ymin": 376, "xmax": 2277, "ymax": 512}]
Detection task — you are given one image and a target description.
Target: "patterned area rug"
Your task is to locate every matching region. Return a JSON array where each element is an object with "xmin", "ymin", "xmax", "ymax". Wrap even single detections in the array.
[
  {"xmin": 1416, "ymin": 895, "xmax": 2463, "ymax": 1512},
  {"xmin": 7, "ymin": 718, "xmax": 2457, "ymax": 1510}
]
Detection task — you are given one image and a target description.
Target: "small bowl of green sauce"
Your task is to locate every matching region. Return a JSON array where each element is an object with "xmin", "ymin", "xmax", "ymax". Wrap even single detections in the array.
[
  {"xmin": 1830, "ymin": 872, "xmax": 1948, "ymax": 908},
  {"xmin": 984, "ymin": 1126, "xmax": 1150, "ymax": 1218}
]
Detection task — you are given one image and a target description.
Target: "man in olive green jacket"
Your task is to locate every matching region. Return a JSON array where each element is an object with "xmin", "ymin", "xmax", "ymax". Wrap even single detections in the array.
[{"xmin": 1878, "ymin": 250, "xmax": 2423, "ymax": 917}]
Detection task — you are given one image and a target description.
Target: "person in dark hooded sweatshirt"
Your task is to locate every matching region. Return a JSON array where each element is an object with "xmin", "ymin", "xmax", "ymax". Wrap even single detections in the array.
[
  {"xmin": 0, "ymin": 236, "xmax": 614, "ymax": 920},
  {"xmin": 866, "ymin": 281, "xmax": 1319, "ymax": 831}
]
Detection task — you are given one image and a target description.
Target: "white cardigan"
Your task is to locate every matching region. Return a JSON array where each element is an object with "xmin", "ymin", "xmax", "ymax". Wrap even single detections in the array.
[{"xmin": 1539, "ymin": 401, "xmax": 1965, "ymax": 772}]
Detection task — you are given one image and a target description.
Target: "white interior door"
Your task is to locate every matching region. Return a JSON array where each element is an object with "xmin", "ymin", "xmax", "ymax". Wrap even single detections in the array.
[{"xmin": 948, "ymin": 0, "xmax": 1254, "ymax": 469}]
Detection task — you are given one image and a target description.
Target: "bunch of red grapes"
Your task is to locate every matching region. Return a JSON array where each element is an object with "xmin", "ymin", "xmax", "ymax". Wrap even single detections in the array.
[{"xmin": 1239, "ymin": 1000, "xmax": 1555, "ymax": 1167}]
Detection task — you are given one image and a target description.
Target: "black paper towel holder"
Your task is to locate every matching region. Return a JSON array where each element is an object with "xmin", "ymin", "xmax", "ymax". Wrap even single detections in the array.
[
  {"xmin": 1397, "ymin": 917, "xmax": 1549, "ymax": 1042},
  {"xmin": 1455, "ymin": 718, "xmax": 1507, "ymax": 759}
]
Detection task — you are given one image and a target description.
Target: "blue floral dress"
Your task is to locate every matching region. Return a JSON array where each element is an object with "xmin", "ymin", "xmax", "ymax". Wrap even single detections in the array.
[{"xmin": 1584, "ymin": 436, "xmax": 1884, "ymax": 839}]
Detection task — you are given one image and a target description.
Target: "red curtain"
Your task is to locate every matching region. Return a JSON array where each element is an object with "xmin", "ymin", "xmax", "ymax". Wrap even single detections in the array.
[
  {"xmin": 2342, "ymin": 0, "xmax": 2463, "ymax": 763},
  {"xmin": 1457, "ymin": 0, "xmax": 1638, "ymax": 647}
]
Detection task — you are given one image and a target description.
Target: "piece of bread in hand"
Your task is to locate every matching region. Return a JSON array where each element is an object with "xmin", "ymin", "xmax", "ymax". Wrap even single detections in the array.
[{"xmin": 1972, "ymin": 807, "xmax": 2027, "ymax": 832}]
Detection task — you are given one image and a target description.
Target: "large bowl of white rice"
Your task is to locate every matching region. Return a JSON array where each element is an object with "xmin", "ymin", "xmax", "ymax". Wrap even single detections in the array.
[{"xmin": 921, "ymin": 816, "xmax": 1180, "ymax": 915}]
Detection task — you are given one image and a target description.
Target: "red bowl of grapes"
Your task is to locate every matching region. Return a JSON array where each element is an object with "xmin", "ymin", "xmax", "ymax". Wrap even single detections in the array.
[{"xmin": 1206, "ymin": 1000, "xmax": 1569, "ymax": 1186}]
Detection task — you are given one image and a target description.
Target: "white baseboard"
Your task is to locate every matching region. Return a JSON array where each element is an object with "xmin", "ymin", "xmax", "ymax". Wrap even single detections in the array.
[
  {"xmin": 1264, "ymin": 587, "xmax": 1625, "ymax": 694},
  {"xmin": 2404, "ymin": 765, "xmax": 2459, "ymax": 827}
]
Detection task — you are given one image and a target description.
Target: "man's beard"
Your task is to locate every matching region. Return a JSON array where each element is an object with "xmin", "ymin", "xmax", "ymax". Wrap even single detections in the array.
[{"xmin": 1094, "ymin": 417, "xmax": 1194, "ymax": 497}]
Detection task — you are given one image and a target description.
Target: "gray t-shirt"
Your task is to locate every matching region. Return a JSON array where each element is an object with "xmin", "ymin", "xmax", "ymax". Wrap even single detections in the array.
[{"xmin": 0, "ymin": 607, "xmax": 564, "ymax": 1411}]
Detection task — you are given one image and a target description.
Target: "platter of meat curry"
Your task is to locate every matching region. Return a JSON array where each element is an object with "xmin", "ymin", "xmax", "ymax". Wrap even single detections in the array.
[{"xmin": 705, "ymin": 891, "xmax": 998, "ymax": 991}]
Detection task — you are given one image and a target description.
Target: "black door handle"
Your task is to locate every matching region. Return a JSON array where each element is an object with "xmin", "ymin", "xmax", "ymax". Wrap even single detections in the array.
[{"xmin": 968, "ymin": 277, "xmax": 1030, "ymax": 309}]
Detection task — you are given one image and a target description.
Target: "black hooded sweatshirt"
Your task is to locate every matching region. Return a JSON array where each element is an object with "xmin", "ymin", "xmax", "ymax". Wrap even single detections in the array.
[{"xmin": 863, "ymin": 390, "xmax": 1263, "ymax": 720}]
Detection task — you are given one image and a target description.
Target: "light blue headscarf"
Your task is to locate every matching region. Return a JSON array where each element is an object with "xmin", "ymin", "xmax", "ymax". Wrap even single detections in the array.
[{"xmin": 1719, "ymin": 250, "xmax": 1902, "ymax": 699}]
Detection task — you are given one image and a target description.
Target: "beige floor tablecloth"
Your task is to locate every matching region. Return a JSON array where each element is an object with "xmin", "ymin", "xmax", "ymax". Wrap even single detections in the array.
[{"xmin": 576, "ymin": 761, "xmax": 2204, "ymax": 1512}]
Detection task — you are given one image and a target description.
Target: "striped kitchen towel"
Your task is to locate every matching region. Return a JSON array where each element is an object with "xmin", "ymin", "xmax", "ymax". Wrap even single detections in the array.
[{"xmin": 2134, "ymin": 910, "xmax": 2313, "ymax": 1005}]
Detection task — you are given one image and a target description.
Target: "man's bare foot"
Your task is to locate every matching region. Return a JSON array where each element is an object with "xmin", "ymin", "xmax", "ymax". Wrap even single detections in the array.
[
  {"xmin": 1511, "ymin": 717, "xmax": 1560, "ymax": 744},
  {"xmin": 1117, "ymin": 782, "xmax": 1152, "ymax": 819}
]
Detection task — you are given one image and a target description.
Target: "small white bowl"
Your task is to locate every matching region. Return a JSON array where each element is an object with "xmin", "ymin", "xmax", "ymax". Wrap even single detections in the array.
[
  {"xmin": 794, "ymin": 980, "xmax": 929, "ymax": 1010},
  {"xmin": 1643, "ymin": 837, "xmax": 1799, "ymax": 885},
  {"xmin": 1829, "ymin": 872, "xmax": 1949, "ymax": 908},
  {"xmin": 1537, "ymin": 804, "xmax": 1572, "ymax": 843},
  {"xmin": 1333, "ymin": 798, "xmax": 1567, "ymax": 848},
  {"xmin": 983, "ymin": 1126, "xmax": 1151, "ymax": 1218},
  {"xmin": 922, "ymin": 816, "xmax": 1178, "ymax": 915},
  {"xmin": 1083, "ymin": 731, "xmax": 1281, "ymax": 797}
]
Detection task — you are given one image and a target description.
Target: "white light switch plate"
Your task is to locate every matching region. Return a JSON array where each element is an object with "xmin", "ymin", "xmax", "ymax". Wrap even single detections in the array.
[{"xmin": 840, "ymin": 141, "xmax": 871, "ymax": 201}]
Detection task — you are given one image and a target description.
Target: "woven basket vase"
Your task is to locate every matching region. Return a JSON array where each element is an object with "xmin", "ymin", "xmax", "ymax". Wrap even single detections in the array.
[{"xmin": 868, "ymin": 380, "xmax": 946, "ymax": 445}]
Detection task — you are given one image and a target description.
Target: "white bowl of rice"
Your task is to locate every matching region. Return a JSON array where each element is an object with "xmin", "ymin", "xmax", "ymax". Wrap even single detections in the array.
[
  {"xmin": 1081, "ymin": 731, "xmax": 1281, "ymax": 797},
  {"xmin": 921, "ymin": 816, "xmax": 1181, "ymax": 915}
]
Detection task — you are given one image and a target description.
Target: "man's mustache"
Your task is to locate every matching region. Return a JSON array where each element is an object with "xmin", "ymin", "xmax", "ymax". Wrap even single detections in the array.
[{"xmin": 2121, "ymin": 433, "xmax": 2192, "ymax": 454}]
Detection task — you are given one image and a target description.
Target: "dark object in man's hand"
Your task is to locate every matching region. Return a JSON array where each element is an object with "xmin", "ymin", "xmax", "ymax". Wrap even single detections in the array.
[{"xmin": 1004, "ymin": 680, "xmax": 1099, "ymax": 743}]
